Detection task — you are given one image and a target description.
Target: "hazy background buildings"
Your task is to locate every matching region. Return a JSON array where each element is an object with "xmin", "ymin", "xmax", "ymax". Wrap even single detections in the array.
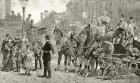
[{"xmin": 0, "ymin": 0, "xmax": 140, "ymax": 43}]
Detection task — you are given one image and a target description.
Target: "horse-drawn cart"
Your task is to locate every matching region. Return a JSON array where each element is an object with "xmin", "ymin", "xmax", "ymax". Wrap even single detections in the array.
[{"xmin": 99, "ymin": 42, "xmax": 140, "ymax": 77}]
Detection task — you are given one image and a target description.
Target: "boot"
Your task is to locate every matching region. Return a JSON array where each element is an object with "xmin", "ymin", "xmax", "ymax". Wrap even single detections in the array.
[
  {"xmin": 41, "ymin": 67, "xmax": 47, "ymax": 77},
  {"xmin": 47, "ymin": 71, "xmax": 51, "ymax": 79}
]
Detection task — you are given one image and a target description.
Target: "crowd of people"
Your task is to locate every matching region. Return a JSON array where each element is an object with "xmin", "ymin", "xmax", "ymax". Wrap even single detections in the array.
[
  {"xmin": 1, "ymin": 32, "xmax": 54, "ymax": 78},
  {"xmin": 0, "ymin": 13, "xmax": 139, "ymax": 79},
  {"xmin": 0, "ymin": 13, "xmax": 47, "ymax": 77}
]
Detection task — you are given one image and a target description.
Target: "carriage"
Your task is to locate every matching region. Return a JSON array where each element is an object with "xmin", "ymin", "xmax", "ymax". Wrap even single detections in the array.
[
  {"xmin": 91, "ymin": 31, "xmax": 140, "ymax": 77},
  {"xmin": 54, "ymin": 24, "xmax": 140, "ymax": 78}
]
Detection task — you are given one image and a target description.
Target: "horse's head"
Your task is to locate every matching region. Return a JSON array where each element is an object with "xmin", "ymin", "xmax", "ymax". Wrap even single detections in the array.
[{"xmin": 79, "ymin": 25, "xmax": 89, "ymax": 35}]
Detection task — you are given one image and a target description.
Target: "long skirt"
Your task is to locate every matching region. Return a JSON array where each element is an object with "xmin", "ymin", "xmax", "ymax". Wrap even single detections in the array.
[
  {"xmin": 2, "ymin": 51, "xmax": 14, "ymax": 71},
  {"xmin": 25, "ymin": 52, "xmax": 33, "ymax": 69}
]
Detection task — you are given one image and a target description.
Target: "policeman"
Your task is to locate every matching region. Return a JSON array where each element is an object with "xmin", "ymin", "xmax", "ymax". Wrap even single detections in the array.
[{"xmin": 41, "ymin": 35, "xmax": 54, "ymax": 78}]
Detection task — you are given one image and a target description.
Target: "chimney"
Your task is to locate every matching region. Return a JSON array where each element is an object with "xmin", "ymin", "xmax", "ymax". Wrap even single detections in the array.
[
  {"xmin": 41, "ymin": 12, "xmax": 43, "ymax": 21},
  {"xmin": 44, "ymin": 10, "xmax": 48, "ymax": 19}
]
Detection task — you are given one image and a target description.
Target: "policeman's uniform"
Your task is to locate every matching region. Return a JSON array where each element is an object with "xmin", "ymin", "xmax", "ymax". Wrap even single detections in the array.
[{"xmin": 42, "ymin": 35, "xmax": 54, "ymax": 78}]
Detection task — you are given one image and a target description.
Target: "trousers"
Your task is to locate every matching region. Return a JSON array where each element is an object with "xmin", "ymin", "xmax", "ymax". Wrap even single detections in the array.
[
  {"xmin": 35, "ymin": 56, "xmax": 42, "ymax": 69},
  {"xmin": 43, "ymin": 60, "xmax": 51, "ymax": 77}
]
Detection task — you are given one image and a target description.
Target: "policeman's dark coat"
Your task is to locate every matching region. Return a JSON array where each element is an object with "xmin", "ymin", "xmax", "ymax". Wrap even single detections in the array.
[{"xmin": 42, "ymin": 41, "xmax": 54, "ymax": 61}]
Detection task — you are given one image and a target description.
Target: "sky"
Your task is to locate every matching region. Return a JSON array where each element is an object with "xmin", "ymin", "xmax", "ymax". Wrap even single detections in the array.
[{"xmin": 11, "ymin": 0, "xmax": 69, "ymax": 23}]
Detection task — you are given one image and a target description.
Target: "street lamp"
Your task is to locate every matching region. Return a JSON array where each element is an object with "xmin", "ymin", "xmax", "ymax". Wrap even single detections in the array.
[{"xmin": 19, "ymin": 0, "xmax": 29, "ymax": 37}]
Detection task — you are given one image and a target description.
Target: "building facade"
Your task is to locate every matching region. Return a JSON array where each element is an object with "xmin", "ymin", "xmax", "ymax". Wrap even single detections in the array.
[
  {"xmin": 66, "ymin": 0, "xmax": 140, "ymax": 26},
  {"xmin": 0, "ymin": 0, "xmax": 11, "ymax": 19}
]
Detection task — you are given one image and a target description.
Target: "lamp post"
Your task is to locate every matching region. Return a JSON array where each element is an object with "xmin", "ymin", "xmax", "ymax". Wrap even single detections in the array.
[{"xmin": 19, "ymin": 0, "xmax": 29, "ymax": 37}]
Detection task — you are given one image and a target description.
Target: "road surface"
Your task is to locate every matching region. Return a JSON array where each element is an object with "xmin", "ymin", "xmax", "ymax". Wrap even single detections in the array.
[{"xmin": 0, "ymin": 55, "xmax": 140, "ymax": 83}]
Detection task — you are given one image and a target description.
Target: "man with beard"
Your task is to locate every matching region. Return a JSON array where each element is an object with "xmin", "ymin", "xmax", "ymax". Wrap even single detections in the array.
[{"xmin": 41, "ymin": 35, "xmax": 54, "ymax": 79}]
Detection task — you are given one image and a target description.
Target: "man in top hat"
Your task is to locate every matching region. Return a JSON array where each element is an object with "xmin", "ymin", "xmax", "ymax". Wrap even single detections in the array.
[
  {"xmin": 128, "ymin": 17, "xmax": 137, "ymax": 37},
  {"xmin": 41, "ymin": 35, "xmax": 54, "ymax": 78},
  {"xmin": 117, "ymin": 14, "xmax": 128, "ymax": 31},
  {"xmin": 122, "ymin": 17, "xmax": 137, "ymax": 47}
]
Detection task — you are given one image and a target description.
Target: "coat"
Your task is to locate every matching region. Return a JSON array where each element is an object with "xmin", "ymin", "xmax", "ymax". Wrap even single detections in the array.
[{"xmin": 42, "ymin": 41, "xmax": 54, "ymax": 61}]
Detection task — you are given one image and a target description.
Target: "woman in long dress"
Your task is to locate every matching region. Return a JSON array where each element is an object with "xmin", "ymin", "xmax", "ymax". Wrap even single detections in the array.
[{"xmin": 2, "ymin": 38, "xmax": 14, "ymax": 72}]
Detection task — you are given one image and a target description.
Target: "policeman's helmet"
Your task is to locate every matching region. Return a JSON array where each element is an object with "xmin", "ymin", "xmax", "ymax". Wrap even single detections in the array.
[{"xmin": 45, "ymin": 35, "xmax": 50, "ymax": 40}]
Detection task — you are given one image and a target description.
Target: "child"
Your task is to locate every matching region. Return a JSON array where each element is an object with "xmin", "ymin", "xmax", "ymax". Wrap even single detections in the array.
[{"xmin": 24, "ymin": 45, "xmax": 33, "ymax": 76}]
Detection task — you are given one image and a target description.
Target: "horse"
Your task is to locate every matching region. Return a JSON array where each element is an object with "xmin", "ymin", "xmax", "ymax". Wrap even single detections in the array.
[
  {"xmin": 54, "ymin": 27, "xmax": 67, "ymax": 70},
  {"xmin": 54, "ymin": 27, "xmax": 78, "ymax": 71},
  {"xmin": 75, "ymin": 25, "xmax": 96, "ymax": 76},
  {"xmin": 56, "ymin": 32, "xmax": 81, "ymax": 72}
]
